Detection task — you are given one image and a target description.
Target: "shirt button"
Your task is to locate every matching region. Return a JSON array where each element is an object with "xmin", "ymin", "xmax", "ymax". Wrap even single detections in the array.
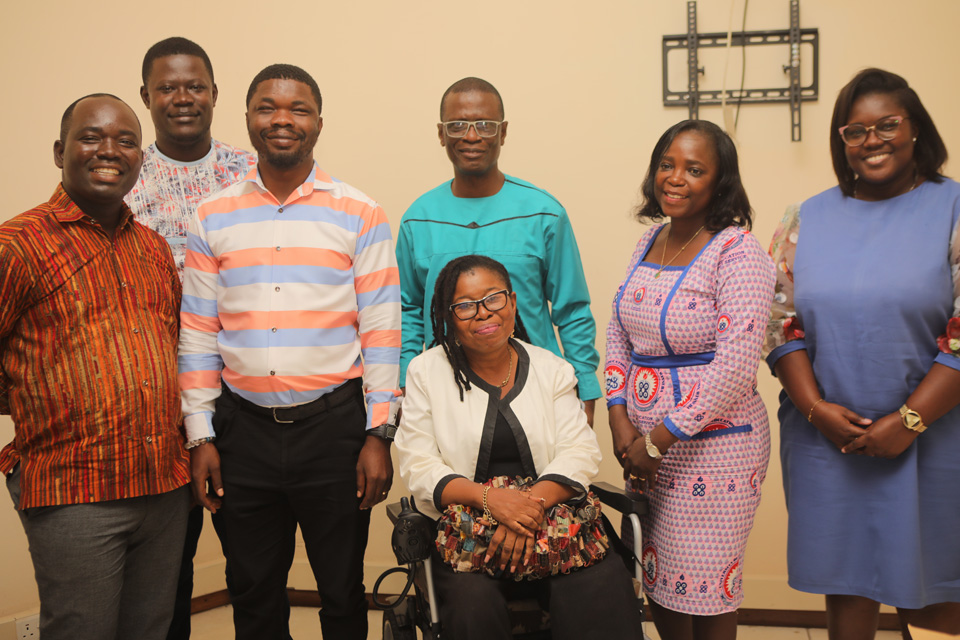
[
  {"xmin": 278, "ymin": 207, "xmax": 283, "ymax": 213},
  {"xmin": 275, "ymin": 286, "xmax": 281, "ymax": 292},
  {"xmin": 120, "ymin": 282, "xmax": 127, "ymax": 287},
  {"xmin": 132, "ymin": 328, "xmax": 139, "ymax": 334},
  {"xmin": 276, "ymin": 246, "xmax": 281, "ymax": 251},
  {"xmin": 142, "ymin": 380, "xmax": 149, "ymax": 386},
  {"xmin": 272, "ymin": 327, "xmax": 278, "ymax": 333},
  {"xmin": 145, "ymin": 435, "xmax": 153, "ymax": 444},
  {"xmin": 270, "ymin": 370, "xmax": 276, "ymax": 376}
]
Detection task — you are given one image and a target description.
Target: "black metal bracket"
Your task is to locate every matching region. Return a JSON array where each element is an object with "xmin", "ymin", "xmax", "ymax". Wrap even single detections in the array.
[{"xmin": 662, "ymin": 0, "xmax": 818, "ymax": 141}]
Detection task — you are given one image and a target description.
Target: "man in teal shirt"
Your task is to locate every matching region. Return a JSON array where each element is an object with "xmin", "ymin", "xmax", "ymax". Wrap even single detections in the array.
[{"xmin": 396, "ymin": 77, "xmax": 600, "ymax": 422}]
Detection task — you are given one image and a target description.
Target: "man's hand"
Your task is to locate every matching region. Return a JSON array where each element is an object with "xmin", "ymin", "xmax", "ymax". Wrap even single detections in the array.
[
  {"xmin": 190, "ymin": 443, "xmax": 223, "ymax": 512},
  {"xmin": 356, "ymin": 434, "xmax": 393, "ymax": 510}
]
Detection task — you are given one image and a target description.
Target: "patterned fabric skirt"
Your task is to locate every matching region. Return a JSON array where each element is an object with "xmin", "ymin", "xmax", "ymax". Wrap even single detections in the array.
[{"xmin": 624, "ymin": 436, "xmax": 767, "ymax": 616}]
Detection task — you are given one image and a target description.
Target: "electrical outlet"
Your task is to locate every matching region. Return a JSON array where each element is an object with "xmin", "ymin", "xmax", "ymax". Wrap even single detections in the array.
[{"xmin": 15, "ymin": 614, "xmax": 39, "ymax": 639}]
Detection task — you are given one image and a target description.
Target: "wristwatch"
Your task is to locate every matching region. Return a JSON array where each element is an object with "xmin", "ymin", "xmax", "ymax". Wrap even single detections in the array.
[
  {"xmin": 367, "ymin": 423, "xmax": 398, "ymax": 441},
  {"xmin": 644, "ymin": 432, "xmax": 663, "ymax": 460},
  {"xmin": 899, "ymin": 405, "xmax": 927, "ymax": 433}
]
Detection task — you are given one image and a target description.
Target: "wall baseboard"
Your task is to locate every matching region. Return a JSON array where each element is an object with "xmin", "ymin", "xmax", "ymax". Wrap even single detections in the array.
[
  {"xmin": 0, "ymin": 590, "xmax": 904, "ymax": 637},
  {"xmin": 188, "ymin": 589, "xmax": 903, "ymax": 632}
]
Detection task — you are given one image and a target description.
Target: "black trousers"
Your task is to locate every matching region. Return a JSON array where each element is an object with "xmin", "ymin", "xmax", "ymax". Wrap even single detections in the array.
[
  {"xmin": 164, "ymin": 506, "xmax": 294, "ymax": 640},
  {"xmin": 213, "ymin": 384, "xmax": 370, "ymax": 640},
  {"xmin": 431, "ymin": 552, "xmax": 643, "ymax": 640}
]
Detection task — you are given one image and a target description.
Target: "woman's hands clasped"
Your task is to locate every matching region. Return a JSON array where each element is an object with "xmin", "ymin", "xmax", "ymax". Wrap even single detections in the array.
[
  {"xmin": 809, "ymin": 401, "xmax": 872, "ymax": 450},
  {"xmin": 622, "ymin": 436, "xmax": 662, "ymax": 490},
  {"xmin": 842, "ymin": 412, "xmax": 918, "ymax": 458},
  {"xmin": 609, "ymin": 405, "xmax": 641, "ymax": 467},
  {"xmin": 812, "ymin": 402, "xmax": 917, "ymax": 458},
  {"xmin": 484, "ymin": 488, "xmax": 545, "ymax": 573},
  {"xmin": 486, "ymin": 487, "xmax": 545, "ymax": 536}
]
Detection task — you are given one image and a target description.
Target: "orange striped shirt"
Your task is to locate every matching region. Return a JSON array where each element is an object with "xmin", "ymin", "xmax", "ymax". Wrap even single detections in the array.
[{"xmin": 0, "ymin": 185, "xmax": 189, "ymax": 508}]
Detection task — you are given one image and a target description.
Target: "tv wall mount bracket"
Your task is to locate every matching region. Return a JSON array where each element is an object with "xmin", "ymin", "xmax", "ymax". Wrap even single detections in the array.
[{"xmin": 662, "ymin": 0, "xmax": 819, "ymax": 141}]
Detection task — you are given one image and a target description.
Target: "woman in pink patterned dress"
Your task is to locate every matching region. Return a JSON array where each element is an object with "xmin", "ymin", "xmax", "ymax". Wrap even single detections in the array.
[{"xmin": 605, "ymin": 120, "xmax": 775, "ymax": 639}]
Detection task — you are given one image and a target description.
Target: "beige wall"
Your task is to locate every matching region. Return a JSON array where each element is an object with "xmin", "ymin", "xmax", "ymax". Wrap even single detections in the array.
[{"xmin": 2, "ymin": 0, "xmax": 958, "ymax": 626}]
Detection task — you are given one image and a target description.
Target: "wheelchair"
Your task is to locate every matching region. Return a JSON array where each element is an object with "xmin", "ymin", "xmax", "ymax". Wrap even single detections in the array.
[{"xmin": 373, "ymin": 481, "xmax": 651, "ymax": 640}]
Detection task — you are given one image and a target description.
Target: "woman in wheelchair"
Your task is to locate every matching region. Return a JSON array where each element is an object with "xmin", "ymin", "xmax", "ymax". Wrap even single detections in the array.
[{"xmin": 395, "ymin": 254, "xmax": 643, "ymax": 639}]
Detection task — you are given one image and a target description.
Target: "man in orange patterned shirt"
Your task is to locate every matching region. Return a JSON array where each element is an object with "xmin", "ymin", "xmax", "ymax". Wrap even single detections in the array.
[{"xmin": 0, "ymin": 94, "xmax": 190, "ymax": 640}]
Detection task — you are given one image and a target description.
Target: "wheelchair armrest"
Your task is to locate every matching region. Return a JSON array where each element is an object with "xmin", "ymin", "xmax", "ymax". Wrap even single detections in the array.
[
  {"xmin": 386, "ymin": 501, "xmax": 403, "ymax": 525},
  {"xmin": 590, "ymin": 481, "xmax": 648, "ymax": 517}
]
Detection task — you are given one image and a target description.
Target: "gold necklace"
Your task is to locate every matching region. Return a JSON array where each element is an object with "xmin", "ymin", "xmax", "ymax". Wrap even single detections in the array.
[
  {"xmin": 498, "ymin": 346, "xmax": 514, "ymax": 388},
  {"xmin": 654, "ymin": 224, "xmax": 706, "ymax": 279}
]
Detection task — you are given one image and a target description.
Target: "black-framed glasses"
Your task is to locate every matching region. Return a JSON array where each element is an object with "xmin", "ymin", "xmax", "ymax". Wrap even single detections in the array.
[
  {"xmin": 449, "ymin": 289, "xmax": 509, "ymax": 320},
  {"xmin": 439, "ymin": 120, "xmax": 503, "ymax": 138},
  {"xmin": 838, "ymin": 116, "xmax": 909, "ymax": 147}
]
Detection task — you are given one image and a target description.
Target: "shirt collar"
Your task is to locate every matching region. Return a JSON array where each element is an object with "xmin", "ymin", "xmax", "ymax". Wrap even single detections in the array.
[
  {"xmin": 49, "ymin": 183, "xmax": 136, "ymax": 231},
  {"xmin": 149, "ymin": 141, "xmax": 216, "ymax": 167},
  {"xmin": 244, "ymin": 161, "xmax": 337, "ymax": 203}
]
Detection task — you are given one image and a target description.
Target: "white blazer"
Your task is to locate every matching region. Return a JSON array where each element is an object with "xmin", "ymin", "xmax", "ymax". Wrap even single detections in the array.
[{"xmin": 396, "ymin": 339, "xmax": 601, "ymax": 519}]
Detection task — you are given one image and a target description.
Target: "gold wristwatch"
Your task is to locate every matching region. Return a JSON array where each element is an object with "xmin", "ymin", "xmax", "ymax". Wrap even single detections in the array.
[
  {"xmin": 644, "ymin": 432, "xmax": 663, "ymax": 460},
  {"xmin": 899, "ymin": 404, "xmax": 927, "ymax": 433}
]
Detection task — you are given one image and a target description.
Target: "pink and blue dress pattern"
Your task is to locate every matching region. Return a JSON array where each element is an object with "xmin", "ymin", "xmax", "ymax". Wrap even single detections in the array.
[{"xmin": 605, "ymin": 224, "xmax": 775, "ymax": 615}]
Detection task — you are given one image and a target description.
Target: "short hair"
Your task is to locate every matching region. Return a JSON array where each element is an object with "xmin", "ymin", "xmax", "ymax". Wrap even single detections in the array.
[
  {"xmin": 246, "ymin": 64, "xmax": 322, "ymax": 114},
  {"xmin": 60, "ymin": 93, "xmax": 138, "ymax": 142},
  {"xmin": 141, "ymin": 37, "xmax": 214, "ymax": 85},
  {"xmin": 430, "ymin": 255, "xmax": 530, "ymax": 401},
  {"xmin": 635, "ymin": 120, "xmax": 752, "ymax": 231},
  {"xmin": 440, "ymin": 77, "xmax": 504, "ymax": 120},
  {"xmin": 830, "ymin": 68, "xmax": 947, "ymax": 197}
]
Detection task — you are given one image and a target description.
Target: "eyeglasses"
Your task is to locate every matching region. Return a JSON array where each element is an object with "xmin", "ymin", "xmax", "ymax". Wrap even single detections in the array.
[
  {"xmin": 838, "ymin": 116, "xmax": 909, "ymax": 147},
  {"xmin": 439, "ymin": 120, "xmax": 503, "ymax": 138},
  {"xmin": 449, "ymin": 290, "xmax": 509, "ymax": 320}
]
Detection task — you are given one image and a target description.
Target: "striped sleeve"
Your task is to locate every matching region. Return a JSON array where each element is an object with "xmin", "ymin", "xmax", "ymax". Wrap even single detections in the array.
[
  {"xmin": 353, "ymin": 202, "xmax": 401, "ymax": 428},
  {"xmin": 178, "ymin": 201, "xmax": 225, "ymax": 441}
]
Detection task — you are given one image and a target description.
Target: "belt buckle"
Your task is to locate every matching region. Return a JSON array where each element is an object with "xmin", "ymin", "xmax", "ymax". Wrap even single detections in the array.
[{"xmin": 272, "ymin": 407, "xmax": 294, "ymax": 424}]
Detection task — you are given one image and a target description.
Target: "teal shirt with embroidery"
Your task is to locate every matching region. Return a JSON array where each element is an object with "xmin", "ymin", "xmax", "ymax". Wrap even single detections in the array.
[{"xmin": 396, "ymin": 175, "xmax": 600, "ymax": 400}]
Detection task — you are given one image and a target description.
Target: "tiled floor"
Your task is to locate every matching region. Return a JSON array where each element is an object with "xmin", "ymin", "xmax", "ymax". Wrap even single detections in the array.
[{"xmin": 190, "ymin": 605, "xmax": 905, "ymax": 639}]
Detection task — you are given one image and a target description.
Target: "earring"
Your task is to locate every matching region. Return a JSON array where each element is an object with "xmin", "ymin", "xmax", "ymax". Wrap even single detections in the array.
[
  {"xmin": 454, "ymin": 337, "xmax": 461, "ymax": 347},
  {"xmin": 912, "ymin": 137, "xmax": 918, "ymax": 142}
]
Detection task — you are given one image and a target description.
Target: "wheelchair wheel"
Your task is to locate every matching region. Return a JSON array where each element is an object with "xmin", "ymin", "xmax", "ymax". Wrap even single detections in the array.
[{"xmin": 382, "ymin": 602, "xmax": 417, "ymax": 640}]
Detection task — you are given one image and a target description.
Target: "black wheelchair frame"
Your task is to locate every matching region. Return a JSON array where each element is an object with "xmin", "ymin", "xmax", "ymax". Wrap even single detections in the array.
[{"xmin": 373, "ymin": 481, "xmax": 651, "ymax": 640}]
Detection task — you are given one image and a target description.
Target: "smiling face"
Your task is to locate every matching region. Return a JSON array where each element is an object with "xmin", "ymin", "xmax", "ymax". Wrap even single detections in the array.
[
  {"xmin": 450, "ymin": 267, "xmax": 517, "ymax": 359},
  {"xmin": 653, "ymin": 130, "xmax": 719, "ymax": 224},
  {"xmin": 141, "ymin": 54, "xmax": 217, "ymax": 159},
  {"xmin": 439, "ymin": 90, "xmax": 506, "ymax": 178},
  {"xmin": 54, "ymin": 96, "xmax": 143, "ymax": 216},
  {"xmin": 246, "ymin": 78, "xmax": 322, "ymax": 170},
  {"xmin": 843, "ymin": 92, "xmax": 918, "ymax": 200}
]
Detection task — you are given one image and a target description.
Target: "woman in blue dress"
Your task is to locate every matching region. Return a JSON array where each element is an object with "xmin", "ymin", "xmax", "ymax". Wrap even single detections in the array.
[{"xmin": 765, "ymin": 68, "xmax": 960, "ymax": 638}]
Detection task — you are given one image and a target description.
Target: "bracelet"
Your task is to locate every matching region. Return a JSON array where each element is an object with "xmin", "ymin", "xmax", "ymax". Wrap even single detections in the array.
[
  {"xmin": 807, "ymin": 398, "xmax": 825, "ymax": 423},
  {"xmin": 185, "ymin": 437, "xmax": 215, "ymax": 450},
  {"xmin": 482, "ymin": 486, "xmax": 498, "ymax": 525}
]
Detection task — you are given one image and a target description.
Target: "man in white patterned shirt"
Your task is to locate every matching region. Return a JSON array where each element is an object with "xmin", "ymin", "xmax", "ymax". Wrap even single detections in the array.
[
  {"xmin": 127, "ymin": 37, "xmax": 256, "ymax": 274},
  {"xmin": 125, "ymin": 37, "xmax": 258, "ymax": 640}
]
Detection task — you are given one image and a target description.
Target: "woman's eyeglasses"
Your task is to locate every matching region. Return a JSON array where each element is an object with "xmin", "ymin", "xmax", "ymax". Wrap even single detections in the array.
[
  {"xmin": 449, "ymin": 290, "xmax": 509, "ymax": 320},
  {"xmin": 838, "ymin": 116, "xmax": 909, "ymax": 147}
]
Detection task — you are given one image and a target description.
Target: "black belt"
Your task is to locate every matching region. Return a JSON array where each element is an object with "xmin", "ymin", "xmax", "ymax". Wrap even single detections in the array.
[{"xmin": 222, "ymin": 378, "xmax": 362, "ymax": 424}]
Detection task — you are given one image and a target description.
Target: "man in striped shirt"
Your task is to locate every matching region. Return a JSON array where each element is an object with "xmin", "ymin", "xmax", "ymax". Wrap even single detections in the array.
[
  {"xmin": 178, "ymin": 64, "xmax": 401, "ymax": 640},
  {"xmin": 1, "ymin": 94, "xmax": 190, "ymax": 640}
]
